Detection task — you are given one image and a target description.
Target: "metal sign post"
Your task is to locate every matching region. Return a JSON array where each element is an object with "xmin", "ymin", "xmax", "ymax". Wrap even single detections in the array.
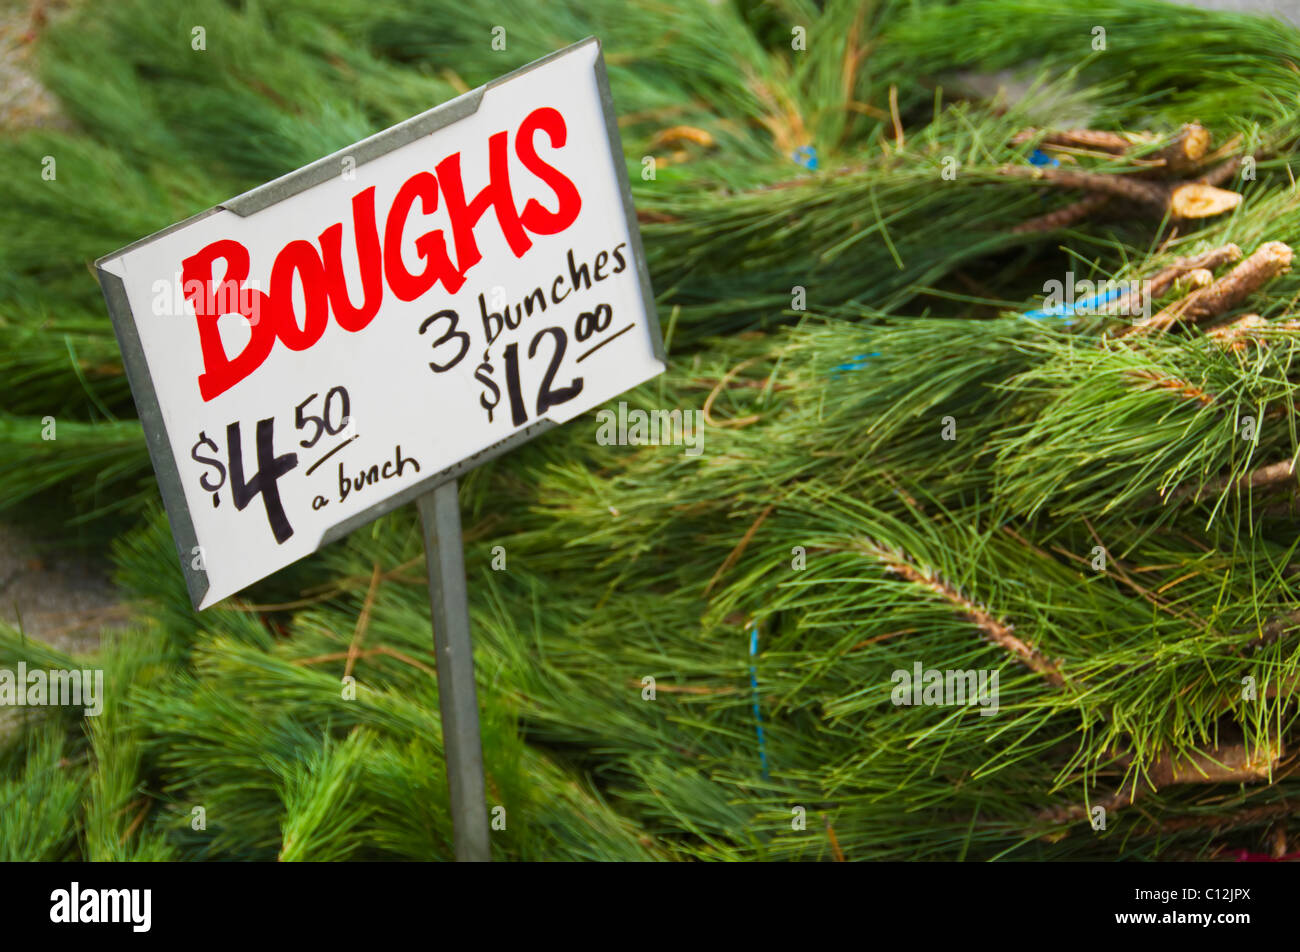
[{"xmin": 417, "ymin": 479, "xmax": 491, "ymax": 862}]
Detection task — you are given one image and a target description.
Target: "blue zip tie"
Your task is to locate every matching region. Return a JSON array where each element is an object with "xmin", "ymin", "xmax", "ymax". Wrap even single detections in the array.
[
  {"xmin": 748, "ymin": 624, "xmax": 770, "ymax": 780},
  {"xmin": 1021, "ymin": 284, "xmax": 1127, "ymax": 324},
  {"xmin": 830, "ymin": 284, "xmax": 1101, "ymax": 377},
  {"xmin": 834, "ymin": 269, "xmax": 1116, "ymax": 375},
  {"xmin": 792, "ymin": 145, "xmax": 819, "ymax": 170},
  {"xmin": 831, "ymin": 351, "xmax": 879, "ymax": 375},
  {"xmin": 1028, "ymin": 148, "xmax": 1059, "ymax": 168}
]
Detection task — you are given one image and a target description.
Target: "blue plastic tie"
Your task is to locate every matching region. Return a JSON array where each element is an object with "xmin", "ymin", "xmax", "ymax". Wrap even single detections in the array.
[
  {"xmin": 748, "ymin": 625, "xmax": 770, "ymax": 780},
  {"xmin": 1021, "ymin": 284, "xmax": 1127, "ymax": 324},
  {"xmin": 831, "ymin": 351, "xmax": 880, "ymax": 376},
  {"xmin": 792, "ymin": 145, "xmax": 819, "ymax": 170}
]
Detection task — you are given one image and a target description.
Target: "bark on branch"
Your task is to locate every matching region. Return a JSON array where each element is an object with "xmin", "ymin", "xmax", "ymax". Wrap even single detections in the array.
[
  {"xmin": 860, "ymin": 540, "xmax": 1065, "ymax": 686},
  {"xmin": 1122, "ymin": 241, "xmax": 1292, "ymax": 337},
  {"xmin": 998, "ymin": 165, "xmax": 1241, "ymax": 221},
  {"xmin": 1035, "ymin": 738, "xmax": 1284, "ymax": 827}
]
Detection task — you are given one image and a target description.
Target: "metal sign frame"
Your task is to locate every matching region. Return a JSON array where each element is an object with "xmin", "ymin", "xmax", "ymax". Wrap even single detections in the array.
[{"xmin": 95, "ymin": 36, "xmax": 663, "ymax": 610}]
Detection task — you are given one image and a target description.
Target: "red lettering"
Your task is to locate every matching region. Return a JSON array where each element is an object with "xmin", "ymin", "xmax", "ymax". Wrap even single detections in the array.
[
  {"xmin": 319, "ymin": 186, "xmax": 384, "ymax": 332},
  {"xmin": 270, "ymin": 240, "xmax": 329, "ymax": 351},
  {"xmin": 186, "ymin": 108, "xmax": 585, "ymax": 401},
  {"xmin": 515, "ymin": 107, "xmax": 582, "ymax": 234},
  {"xmin": 383, "ymin": 172, "xmax": 464, "ymax": 300},
  {"xmin": 183, "ymin": 239, "xmax": 274, "ymax": 402},
  {"xmin": 436, "ymin": 131, "xmax": 531, "ymax": 274}
]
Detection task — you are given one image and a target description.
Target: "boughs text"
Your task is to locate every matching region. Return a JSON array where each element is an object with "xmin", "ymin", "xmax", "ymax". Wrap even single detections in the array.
[{"xmin": 182, "ymin": 106, "xmax": 582, "ymax": 401}]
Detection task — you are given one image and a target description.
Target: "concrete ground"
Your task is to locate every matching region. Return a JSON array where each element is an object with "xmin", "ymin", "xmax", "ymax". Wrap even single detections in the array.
[
  {"xmin": 1185, "ymin": 0, "xmax": 1300, "ymax": 23},
  {"xmin": 0, "ymin": 524, "xmax": 128, "ymax": 656},
  {"xmin": 1, "ymin": 2, "xmax": 127, "ymax": 665}
]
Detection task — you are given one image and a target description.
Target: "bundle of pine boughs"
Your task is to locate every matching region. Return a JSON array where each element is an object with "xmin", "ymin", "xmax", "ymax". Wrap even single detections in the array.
[{"xmin": 3, "ymin": 0, "xmax": 1300, "ymax": 861}]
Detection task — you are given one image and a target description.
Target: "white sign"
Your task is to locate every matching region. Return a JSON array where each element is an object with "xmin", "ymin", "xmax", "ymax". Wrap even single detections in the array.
[{"xmin": 96, "ymin": 39, "xmax": 663, "ymax": 609}]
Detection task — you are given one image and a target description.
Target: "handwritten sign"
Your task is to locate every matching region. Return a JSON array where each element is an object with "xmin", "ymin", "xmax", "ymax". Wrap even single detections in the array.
[{"xmin": 96, "ymin": 39, "xmax": 663, "ymax": 609}]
